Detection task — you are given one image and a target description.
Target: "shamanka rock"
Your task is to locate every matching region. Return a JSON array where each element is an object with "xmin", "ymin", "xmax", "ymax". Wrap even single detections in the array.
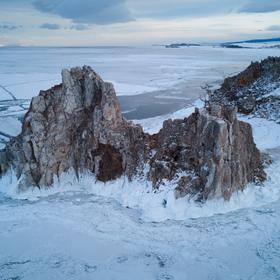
[
  {"xmin": 2, "ymin": 66, "xmax": 146, "ymax": 190},
  {"xmin": 0, "ymin": 66, "xmax": 266, "ymax": 201}
]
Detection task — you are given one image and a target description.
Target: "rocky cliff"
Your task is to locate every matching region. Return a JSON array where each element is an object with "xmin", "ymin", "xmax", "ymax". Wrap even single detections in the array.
[
  {"xmin": 0, "ymin": 66, "xmax": 266, "ymax": 201},
  {"xmin": 149, "ymin": 104, "xmax": 265, "ymax": 200},
  {"xmin": 2, "ymin": 67, "xmax": 147, "ymax": 190},
  {"xmin": 210, "ymin": 56, "xmax": 280, "ymax": 122}
]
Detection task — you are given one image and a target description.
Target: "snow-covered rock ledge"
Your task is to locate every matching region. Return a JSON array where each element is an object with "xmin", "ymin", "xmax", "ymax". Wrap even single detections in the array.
[
  {"xmin": 0, "ymin": 66, "xmax": 266, "ymax": 202},
  {"xmin": 211, "ymin": 56, "xmax": 280, "ymax": 123}
]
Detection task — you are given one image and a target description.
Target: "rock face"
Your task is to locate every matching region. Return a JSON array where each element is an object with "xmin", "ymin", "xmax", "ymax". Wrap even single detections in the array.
[
  {"xmin": 149, "ymin": 105, "xmax": 266, "ymax": 200},
  {"xmin": 0, "ymin": 66, "xmax": 266, "ymax": 201},
  {"xmin": 211, "ymin": 56, "xmax": 280, "ymax": 122},
  {"xmin": 3, "ymin": 66, "xmax": 146, "ymax": 189}
]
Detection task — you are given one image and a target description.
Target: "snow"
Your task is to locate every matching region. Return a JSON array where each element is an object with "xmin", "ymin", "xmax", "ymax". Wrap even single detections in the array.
[
  {"xmin": 1, "ymin": 155, "xmax": 280, "ymax": 279},
  {"xmin": 265, "ymin": 86, "xmax": 280, "ymax": 98},
  {"xmin": 240, "ymin": 116, "xmax": 280, "ymax": 150},
  {"xmin": 0, "ymin": 46, "xmax": 280, "ymax": 280},
  {"xmin": 271, "ymin": 87, "xmax": 280, "ymax": 96}
]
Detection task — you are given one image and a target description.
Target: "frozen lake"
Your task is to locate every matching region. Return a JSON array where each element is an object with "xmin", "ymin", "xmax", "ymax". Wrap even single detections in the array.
[
  {"xmin": 1, "ymin": 45, "xmax": 279, "ymax": 119},
  {"xmin": 0, "ymin": 46, "xmax": 280, "ymax": 279}
]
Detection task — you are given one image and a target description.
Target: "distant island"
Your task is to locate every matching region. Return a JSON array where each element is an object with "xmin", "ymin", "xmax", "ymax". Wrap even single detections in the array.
[
  {"xmin": 165, "ymin": 43, "xmax": 200, "ymax": 48},
  {"xmin": 219, "ymin": 37, "xmax": 280, "ymax": 49},
  {"xmin": 220, "ymin": 44, "xmax": 251, "ymax": 49}
]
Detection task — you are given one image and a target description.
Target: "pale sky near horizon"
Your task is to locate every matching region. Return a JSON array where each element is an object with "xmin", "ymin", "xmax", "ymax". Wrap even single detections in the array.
[{"xmin": 0, "ymin": 0, "xmax": 280, "ymax": 46}]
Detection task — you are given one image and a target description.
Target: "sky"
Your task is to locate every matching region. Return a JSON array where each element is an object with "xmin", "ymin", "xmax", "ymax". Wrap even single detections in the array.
[{"xmin": 0, "ymin": 0, "xmax": 280, "ymax": 46}]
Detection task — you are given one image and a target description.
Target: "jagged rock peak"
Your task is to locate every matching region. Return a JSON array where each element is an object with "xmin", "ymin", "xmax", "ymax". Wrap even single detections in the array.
[{"xmin": 2, "ymin": 65, "xmax": 146, "ymax": 189}]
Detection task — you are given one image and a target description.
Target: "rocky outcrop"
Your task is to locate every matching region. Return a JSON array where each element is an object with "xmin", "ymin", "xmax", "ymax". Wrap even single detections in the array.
[
  {"xmin": 210, "ymin": 56, "xmax": 280, "ymax": 122},
  {"xmin": 0, "ymin": 66, "xmax": 266, "ymax": 201},
  {"xmin": 149, "ymin": 105, "xmax": 265, "ymax": 200},
  {"xmin": 2, "ymin": 66, "xmax": 147, "ymax": 190}
]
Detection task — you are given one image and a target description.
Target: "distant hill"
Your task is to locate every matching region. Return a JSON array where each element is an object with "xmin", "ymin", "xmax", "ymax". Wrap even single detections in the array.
[
  {"xmin": 226, "ymin": 37, "xmax": 280, "ymax": 44},
  {"xmin": 220, "ymin": 44, "xmax": 251, "ymax": 49}
]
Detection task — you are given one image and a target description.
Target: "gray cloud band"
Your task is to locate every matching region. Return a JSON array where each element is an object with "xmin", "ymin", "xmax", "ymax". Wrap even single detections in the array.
[{"xmin": 32, "ymin": 0, "xmax": 134, "ymax": 24}]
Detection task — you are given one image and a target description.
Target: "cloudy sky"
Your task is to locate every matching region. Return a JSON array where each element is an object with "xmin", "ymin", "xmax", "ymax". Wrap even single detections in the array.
[{"xmin": 0, "ymin": 0, "xmax": 280, "ymax": 46}]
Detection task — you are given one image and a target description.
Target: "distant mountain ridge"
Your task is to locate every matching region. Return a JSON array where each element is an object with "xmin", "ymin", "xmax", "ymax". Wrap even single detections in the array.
[{"xmin": 225, "ymin": 37, "xmax": 280, "ymax": 44}]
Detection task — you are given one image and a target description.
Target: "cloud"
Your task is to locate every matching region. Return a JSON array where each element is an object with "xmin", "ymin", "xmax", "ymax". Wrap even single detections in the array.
[
  {"xmin": 0, "ymin": 24, "xmax": 22, "ymax": 31},
  {"xmin": 3, "ymin": 0, "xmax": 279, "ymax": 26},
  {"xmin": 239, "ymin": 0, "xmax": 280, "ymax": 13},
  {"xmin": 32, "ymin": 0, "xmax": 134, "ymax": 25},
  {"xmin": 39, "ymin": 23, "xmax": 90, "ymax": 31},
  {"xmin": 266, "ymin": 25, "xmax": 280, "ymax": 31},
  {"xmin": 39, "ymin": 23, "xmax": 61, "ymax": 30},
  {"xmin": 127, "ymin": 0, "xmax": 245, "ymax": 19},
  {"xmin": 70, "ymin": 24, "xmax": 90, "ymax": 31}
]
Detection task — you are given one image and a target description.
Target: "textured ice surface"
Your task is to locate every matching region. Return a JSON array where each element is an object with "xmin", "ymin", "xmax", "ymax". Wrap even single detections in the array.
[{"xmin": 1, "ymin": 46, "xmax": 279, "ymax": 101}]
